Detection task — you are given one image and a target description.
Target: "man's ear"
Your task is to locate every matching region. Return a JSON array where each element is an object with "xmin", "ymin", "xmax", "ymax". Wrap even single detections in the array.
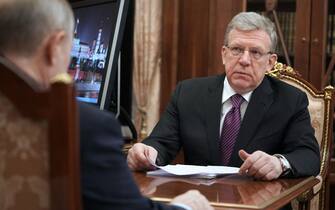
[
  {"xmin": 267, "ymin": 53, "xmax": 278, "ymax": 70},
  {"xmin": 221, "ymin": 46, "xmax": 227, "ymax": 65},
  {"xmin": 44, "ymin": 31, "xmax": 67, "ymax": 66}
]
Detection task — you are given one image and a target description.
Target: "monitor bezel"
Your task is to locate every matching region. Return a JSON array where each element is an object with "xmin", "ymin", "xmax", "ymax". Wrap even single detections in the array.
[{"xmin": 70, "ymin": 0, "xmax": 129, "ymax": 113}]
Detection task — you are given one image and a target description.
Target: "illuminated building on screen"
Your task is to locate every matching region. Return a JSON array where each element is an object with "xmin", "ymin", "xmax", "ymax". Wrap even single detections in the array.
[{"xmin": 70, "ymin": 18, "xmax": 108, "ymax": 82}]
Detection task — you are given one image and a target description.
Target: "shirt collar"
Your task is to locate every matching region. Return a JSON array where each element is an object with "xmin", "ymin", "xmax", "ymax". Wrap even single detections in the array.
[{"xmin": 222, "ymin": 77, "xmax": 253, "ymax": 104}]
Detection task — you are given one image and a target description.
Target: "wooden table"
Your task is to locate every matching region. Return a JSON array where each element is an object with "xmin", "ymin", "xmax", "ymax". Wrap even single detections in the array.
[{"xmin": 133, "ymin": 172, "xmax": 319, "ymax": 210}]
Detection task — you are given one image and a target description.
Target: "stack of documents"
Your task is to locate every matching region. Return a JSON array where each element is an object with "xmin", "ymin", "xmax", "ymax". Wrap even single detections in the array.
[{"xmin": 147, "ymin": 164, "xmax": 239, "ymax": 179}]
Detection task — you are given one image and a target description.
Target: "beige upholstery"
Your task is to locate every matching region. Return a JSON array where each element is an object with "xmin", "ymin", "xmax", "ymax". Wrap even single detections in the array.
[
  {"xmin": 0, "ymin": 58, "xmax": 81, "ymax": 210},
  {"xmin": 267, "ymin": 62, "xmax": 334, "ymax": 210},
  {"xmin": 0, "ymin": 93, "xmax": 49, "ymax": 210}
]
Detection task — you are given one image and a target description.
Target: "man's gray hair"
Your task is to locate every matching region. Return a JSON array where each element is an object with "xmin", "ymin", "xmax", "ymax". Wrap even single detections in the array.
[
  {"xmin": 224, "ymin": 12, "xmax": 278, "ymax": 52},
  {"xmin": 0, "ymin": 0, "xmax": 74, "ymax": 56}
]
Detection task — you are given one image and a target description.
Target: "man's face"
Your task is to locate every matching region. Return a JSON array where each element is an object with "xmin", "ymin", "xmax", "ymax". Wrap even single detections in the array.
[{"xmin": 221, "ymin": 29, "xmax": 277, "ymax": 94}]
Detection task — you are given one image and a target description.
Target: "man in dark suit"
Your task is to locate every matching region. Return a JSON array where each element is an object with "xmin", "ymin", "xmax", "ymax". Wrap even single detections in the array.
[
  {"xmin": 127, "ymin": 12, "xmax": 320, "ymax": 181},
  {"xmin": 79, "ymin": 102, "xmax": 213, "ymax": 210},
  {"xmin": 0, "ymin": 0, "xmax": 214, "ymax": 209}
]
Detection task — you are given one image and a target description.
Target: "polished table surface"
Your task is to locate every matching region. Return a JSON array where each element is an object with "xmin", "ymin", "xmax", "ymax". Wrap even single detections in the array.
[{"xmin": 133, "ymin": 172, "xmax": 319, "ymax": 210}]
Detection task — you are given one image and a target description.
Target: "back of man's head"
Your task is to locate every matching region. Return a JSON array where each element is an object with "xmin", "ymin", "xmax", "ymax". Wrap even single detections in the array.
[{"xmin": 0, "ymin": 0, "xmax": 74, "ymax": 57}]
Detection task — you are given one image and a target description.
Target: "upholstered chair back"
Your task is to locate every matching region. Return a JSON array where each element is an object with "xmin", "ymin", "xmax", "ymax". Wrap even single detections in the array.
[
  {"xmin": 0, "ymin": 57, "xmax": 81, "ymax": 210},
  {"xmin": 0, "ymin": 93, "xmax": 49, "ymax": 210},
  {"xmin": 267, "ymin": 62, "xmax": 334, "ymax": 210}
]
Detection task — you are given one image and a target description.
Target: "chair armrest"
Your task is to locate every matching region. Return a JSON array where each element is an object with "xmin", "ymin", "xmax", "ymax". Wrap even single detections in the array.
[{"xmin": 312, "ymin": 175, "xmax": 323, "ymax": 194}]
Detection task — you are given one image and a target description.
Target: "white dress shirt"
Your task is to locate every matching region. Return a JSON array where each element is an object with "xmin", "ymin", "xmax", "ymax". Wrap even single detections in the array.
[{"xmin": 219, "ymin": 78, "xmax": 253, "ymax": 135}]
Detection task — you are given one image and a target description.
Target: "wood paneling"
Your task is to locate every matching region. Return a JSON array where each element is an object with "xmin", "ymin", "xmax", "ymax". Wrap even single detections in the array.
[
  {"xmin": 294, "ymin": 0, "xmax": 311, "ymax": 80},
  {"xmin": 160, "ymin": 0, "xmax": 244, "ymax": 112},
  {"xmin": 294, "ymin": 0, "xmax": 328, "ymax": 89},
  {"xmin": 177, "ymin": 0, "xmax": 210, "ymax": 80},
  {"xmin": 208, "ymin": 0, "xmax": 245, "ymax": 76},
  {"xmin": 309, "ymin": 0, "xmax": 328, "ymax": 89},
  {"xmin": 161, "ymin": 0, "xmax": 179, "ymax": 113}
]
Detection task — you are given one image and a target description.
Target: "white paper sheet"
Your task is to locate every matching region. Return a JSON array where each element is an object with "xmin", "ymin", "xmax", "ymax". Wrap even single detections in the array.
[{"xmin": 147, "ymin": 164, "xmax": 239, "ymax": 178}]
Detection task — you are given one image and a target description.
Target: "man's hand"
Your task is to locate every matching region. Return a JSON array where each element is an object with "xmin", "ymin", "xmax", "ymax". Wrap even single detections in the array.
[
  {"xmin": 171, "ymin": 190, "xmax": 214, "ymax": 210},
  {"xmin": 238, "ymin": 149, "xmax": 282, "ymax": 181},
  {"xmin": 127, "ymin": 143, "xmax": 158, "ymax": 171}
]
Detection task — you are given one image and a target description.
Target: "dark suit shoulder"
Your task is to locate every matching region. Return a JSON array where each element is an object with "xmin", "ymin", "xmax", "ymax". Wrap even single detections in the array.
[
  {"xmin": 79, "ymin": 102, "xmax": 118, "ymax": 123},
  {"xmin": 265, "ymin": 75, "xmax": 305, "ymax": 96},
  {"xmin": 178, "ymin": 75, "xmax": 224, "ymax": 88},
  {"xmin": 174, "ymin": 75, "xmax": 224, "ymax": 98},
  {"xmin": 79, "ymin": 102, "xmax": 122, "ymax": 135}
]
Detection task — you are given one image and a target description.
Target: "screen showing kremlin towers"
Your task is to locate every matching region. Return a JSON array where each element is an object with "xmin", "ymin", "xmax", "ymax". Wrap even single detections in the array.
[{"xmin": 69, "ymin": 1, "xmax": 119, "ymax": 104}]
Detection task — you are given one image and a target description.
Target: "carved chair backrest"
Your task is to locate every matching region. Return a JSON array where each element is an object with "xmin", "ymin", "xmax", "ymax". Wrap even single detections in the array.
[
  {"xmin": 267, "ymin": 62, "xmax": 334, "ymax": 210},
  {"xmin": 0, "ymin": 58, "xmax": 81, "ymax": 210}
]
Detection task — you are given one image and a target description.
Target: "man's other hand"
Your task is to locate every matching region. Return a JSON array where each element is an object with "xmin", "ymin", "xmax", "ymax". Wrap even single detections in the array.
[
  {"xmin": 171, "ymin": 190, "xmax": 214, "ymax": 210},
  {"xmin": 127, "ymin": 143, "xmax": 158, "ymax": 171},
  {"xmin": 238, "ymin": 149, "xmax": 282, "ymax": 181}
]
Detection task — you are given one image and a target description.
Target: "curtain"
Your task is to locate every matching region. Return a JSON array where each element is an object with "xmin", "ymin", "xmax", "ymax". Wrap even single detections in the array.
[{"xmin": 133, "ymin": 0, "xmax": 162, "ymax": 140}]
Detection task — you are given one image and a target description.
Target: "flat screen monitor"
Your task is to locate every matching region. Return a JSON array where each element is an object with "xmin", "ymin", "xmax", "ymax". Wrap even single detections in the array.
[{"xmin": 69, "ymin": 0, "xmax": 129, "ymax": 112}]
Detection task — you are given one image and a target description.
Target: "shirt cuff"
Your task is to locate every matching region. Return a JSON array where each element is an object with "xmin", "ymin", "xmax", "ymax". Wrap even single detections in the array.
[{"xmin": 171, "ymin": 203, "xmax": 193, "ymax": 210}]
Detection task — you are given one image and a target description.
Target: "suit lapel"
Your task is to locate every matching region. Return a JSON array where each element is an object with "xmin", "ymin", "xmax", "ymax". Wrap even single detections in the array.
[
  {"xmin": 230, "ymin": 76, "xmax": 274, "ymax": 166},
  {"xmin": 205, "ymin": 75, "xmax": 224, "ymax": 165}
]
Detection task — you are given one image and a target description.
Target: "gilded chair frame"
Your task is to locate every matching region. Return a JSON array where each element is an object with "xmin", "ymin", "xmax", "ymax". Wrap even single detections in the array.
[{"xmin": 267, "ymin": 62, "xmax": 334, "ymax": 210}]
